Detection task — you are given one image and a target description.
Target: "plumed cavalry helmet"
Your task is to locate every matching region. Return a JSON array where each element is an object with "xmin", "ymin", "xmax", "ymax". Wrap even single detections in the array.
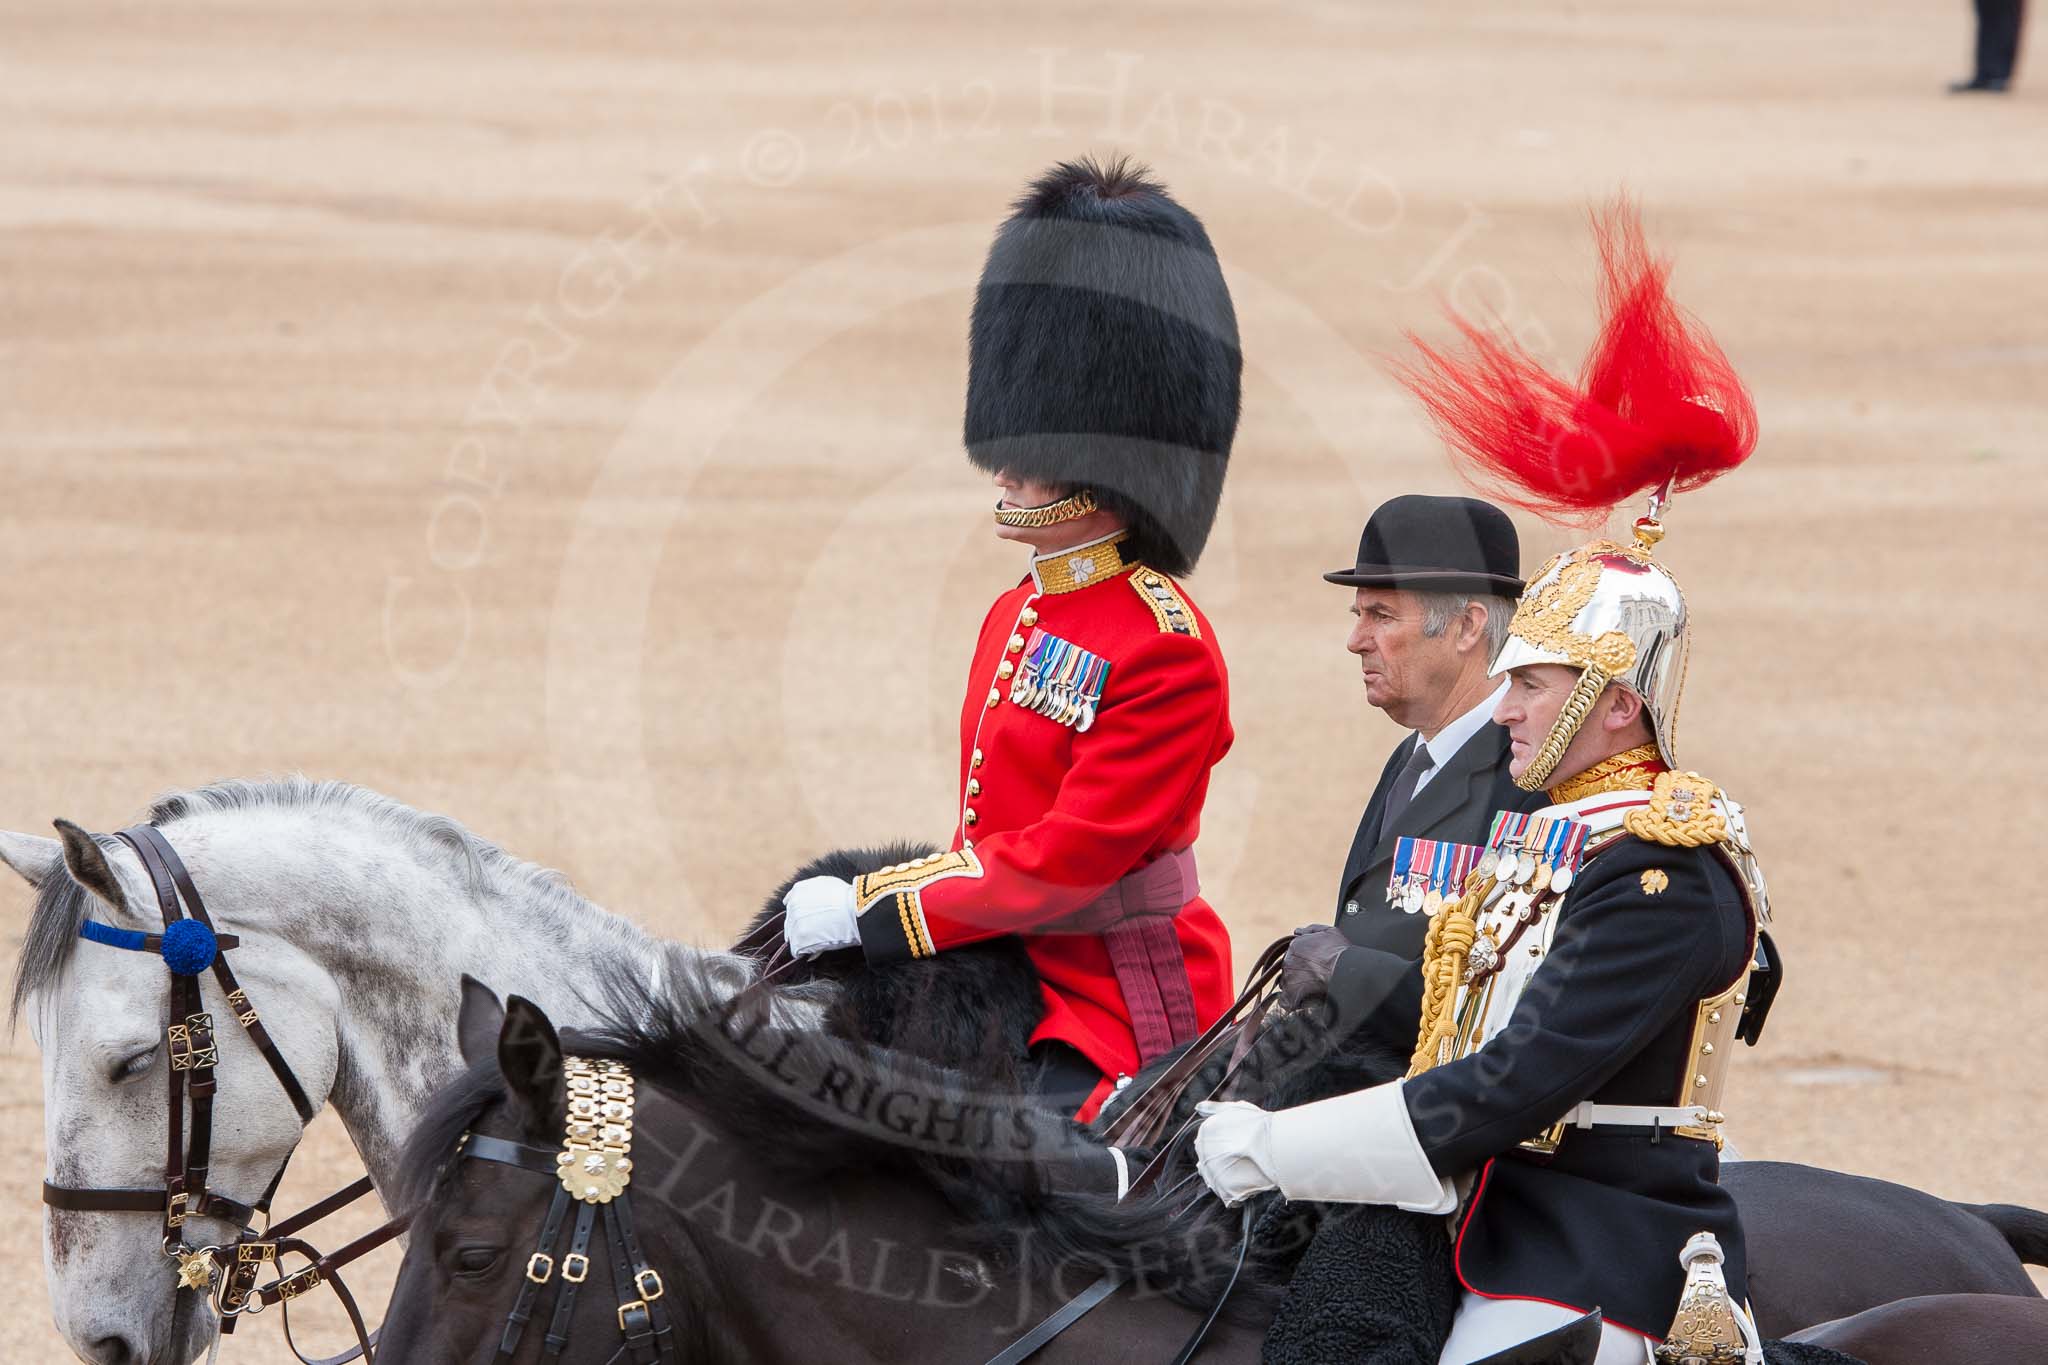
[
  {"xmin": 1393, "ymin": 201, "xmax": 1759, "ymax": 791},
  {"xmin": 965, "ymin": 157, "xmax": 1242, "ymax": 576}
]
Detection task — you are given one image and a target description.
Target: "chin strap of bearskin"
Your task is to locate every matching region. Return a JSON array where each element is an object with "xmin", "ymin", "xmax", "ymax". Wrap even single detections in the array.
[{"xmin": 993, "ymin": 488, "xmax": 1098, "ymax": 528}]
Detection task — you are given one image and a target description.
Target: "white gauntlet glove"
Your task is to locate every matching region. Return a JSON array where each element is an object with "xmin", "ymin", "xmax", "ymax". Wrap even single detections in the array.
[
  {"xmin": 781, "ymin": 875, "xmax": 859, "ymax": 957},
  {"xmin": 1193, "ymin": 1100, "xmax": 1279, "ymax": 1206},
  {"xmin": 1194, "ymin": 1082, "xmax": 1456, "ymax": 1214}
]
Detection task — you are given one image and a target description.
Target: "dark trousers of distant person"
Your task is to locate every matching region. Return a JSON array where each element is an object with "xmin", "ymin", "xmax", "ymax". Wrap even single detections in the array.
[{"xmin": 1970, "ymin": 0, "xmax": 2026, "ymax": 85}]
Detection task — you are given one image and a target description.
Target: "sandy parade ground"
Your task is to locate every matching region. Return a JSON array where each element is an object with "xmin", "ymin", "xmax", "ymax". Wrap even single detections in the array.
[{"xmin": 2, "ymin": 0, "xmax": 2045, "ymax": 1356}]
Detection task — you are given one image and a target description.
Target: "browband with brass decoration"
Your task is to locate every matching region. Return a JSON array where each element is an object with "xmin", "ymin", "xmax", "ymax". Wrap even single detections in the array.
[{"xmin": 559, "ymin": 1056, "xmax": 636, "ymax": 1203}]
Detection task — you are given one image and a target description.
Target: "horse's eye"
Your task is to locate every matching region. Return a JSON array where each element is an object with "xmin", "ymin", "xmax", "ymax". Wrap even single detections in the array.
[
  {"xmin": 454, "ymin": 1246, "xmax": 500, "ymax": 1275},
  {"xmin": 110, "ymin": 1048, "xmax": 155, "ymax": 1084}
]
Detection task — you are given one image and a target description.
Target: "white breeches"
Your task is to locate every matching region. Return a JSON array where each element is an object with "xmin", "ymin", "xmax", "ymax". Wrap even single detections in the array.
[{"xmin": 1439, "ymin": 1293, "xmax": 1654, "ymax": 1365}]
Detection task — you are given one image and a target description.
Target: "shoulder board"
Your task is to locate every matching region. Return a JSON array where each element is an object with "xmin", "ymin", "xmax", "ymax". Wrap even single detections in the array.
[
  {"xmin": 1621, "ymin": 770, "xmax": 1729, "ymax": 848},
  {"xmin": 1127, "ymin": 568, "xmax": 1201, "ymax": 638}
]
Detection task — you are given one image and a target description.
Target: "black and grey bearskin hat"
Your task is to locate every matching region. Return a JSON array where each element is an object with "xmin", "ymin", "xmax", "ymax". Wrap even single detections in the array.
[{"xmin": 965, "ymin": 157, "xmax": 1242, "ymax": 576}]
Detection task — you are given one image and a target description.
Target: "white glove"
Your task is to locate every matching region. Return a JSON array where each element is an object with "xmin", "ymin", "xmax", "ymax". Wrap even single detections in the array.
[
  {"xmin": 1194, "ymin": 1100, "xmax": 1279, "ymax": 1206},
  {"xmin": 1196, "ymin": 1083, "xmax": 1457, "ymax": 1215},
  {"xmin": 782, "ymin": 875, "xmax": 859, "ymax": 957}
]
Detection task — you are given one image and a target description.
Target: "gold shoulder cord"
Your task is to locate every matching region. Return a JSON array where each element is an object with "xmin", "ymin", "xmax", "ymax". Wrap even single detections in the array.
[
  {"xmin": 1407, "ymin": 870, "xmax": 1494, "ymax": 1077},
  {"xmin": 1623, "ymin": 771, "xmax": 1728, "ymax": 847},
  {"xmin": 559, "ymin": 1056, "xmax": 636, "ymax": 1202}
]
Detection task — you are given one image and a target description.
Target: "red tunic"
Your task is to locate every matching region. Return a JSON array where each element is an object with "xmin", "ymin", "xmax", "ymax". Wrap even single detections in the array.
[{"xmin": 851, "ymin": 533, "xmax": 1236, "ymax": 1118}]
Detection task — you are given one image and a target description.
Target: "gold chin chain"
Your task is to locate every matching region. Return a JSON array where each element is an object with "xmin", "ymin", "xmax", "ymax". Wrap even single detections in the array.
[
  {"xmin": 1513, "ymin": 666, "xmax": 1612, "ymax": 792},
  {"xmin": 994, "ymin": 488, "xmax": 1098, "ymax": 528},
  {"xmin": 1547, "ymin": 743, "xmax": 1663, "ymax": 803},
  {"xmin": 559, "ymin": 1056, "xmax": 636, "ymax": 1203}
]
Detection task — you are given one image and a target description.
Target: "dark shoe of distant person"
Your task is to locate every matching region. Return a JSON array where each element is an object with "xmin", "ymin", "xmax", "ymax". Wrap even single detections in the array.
[{"xmin": 1948, "ymin": 75, "xmax": 2011, "ymax": 92}]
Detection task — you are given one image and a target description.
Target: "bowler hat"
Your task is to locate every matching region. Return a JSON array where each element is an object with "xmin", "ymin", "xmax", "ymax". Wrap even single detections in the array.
[{"xmin": 1323, "ymin": 494, "xmax": 1524, "ymax": 594}]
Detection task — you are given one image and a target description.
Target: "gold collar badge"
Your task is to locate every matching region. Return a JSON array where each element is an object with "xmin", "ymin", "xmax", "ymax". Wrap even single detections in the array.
[{"xmin": 1031, "ymin": 532, "xmax": 1130, "ymax": 595}]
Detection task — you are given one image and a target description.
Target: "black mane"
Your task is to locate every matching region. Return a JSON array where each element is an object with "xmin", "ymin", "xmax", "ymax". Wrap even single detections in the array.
[
  {"xmin": 10, "ymin": 833, "xmax": 116, "ymax": 1027},
  {"xmin": 398, "ymin": 953, "xmax": 1288, "ymax": 1315}
]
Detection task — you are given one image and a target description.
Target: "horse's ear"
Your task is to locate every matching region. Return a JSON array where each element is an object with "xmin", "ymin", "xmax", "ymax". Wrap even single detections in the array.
[
  {"xmin": 0, "ymin": 831, "xmax": 62, "ymax": 890},
  {"xmin": 497, "ymin": 995, "xmax": 566, "ymax": 1136},
  {"xmin": 457, "ymin": 976, "xmax": 506, "ymax": 1069},
  {"xmin": 53, "ymin": 821, "xmax": 125, "ymax": 911}
]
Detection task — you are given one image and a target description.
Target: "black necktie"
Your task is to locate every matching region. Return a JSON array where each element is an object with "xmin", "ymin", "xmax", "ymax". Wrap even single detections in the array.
[{"xmin": 1378, "ymin": 739, "xmax": 1438, "ymax": 842}]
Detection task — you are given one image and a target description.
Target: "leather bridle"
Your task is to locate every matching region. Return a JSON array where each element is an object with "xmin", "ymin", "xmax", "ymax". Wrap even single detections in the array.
[
  {"xmin": 40, "ymin": 824, "xmax": 402, "ymax": 1364},
  {"xmin": 451, "ymin": 1057, "xmax": 679, "ymax": 1365}
]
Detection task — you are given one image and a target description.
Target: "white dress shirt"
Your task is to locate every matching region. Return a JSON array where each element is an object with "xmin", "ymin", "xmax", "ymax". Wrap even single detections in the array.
[{"xmin": 1409, "ymin": 680, "xmax": 1509, "ymax": 796}]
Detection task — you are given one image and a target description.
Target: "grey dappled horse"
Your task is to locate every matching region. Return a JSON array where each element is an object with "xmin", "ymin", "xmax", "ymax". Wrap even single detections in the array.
[{"xmin": 0, "ymin": 778, "xmax": 816, "ymax": 1365}]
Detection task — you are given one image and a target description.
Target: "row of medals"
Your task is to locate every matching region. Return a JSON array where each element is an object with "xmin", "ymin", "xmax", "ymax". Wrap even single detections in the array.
[
  {"xmin": 1009, "ymin": 672, "xmax": 1097, "ymax": 730},
  {"xmin": 1388, "ymin": 842, "xmax": 1574, "ymax": 918},
  {"xmin": 1465, "ymin": 843, "xmax": 1574, "ymax": 981}
]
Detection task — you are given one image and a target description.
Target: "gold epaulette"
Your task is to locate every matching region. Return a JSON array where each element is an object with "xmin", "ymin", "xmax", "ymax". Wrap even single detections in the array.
[
  {"xmin": 1622, "ymin": 770, "xmax": 1729, "ymax": 847},
  {"xmin": 1127, "ymin": 568, "xmax": 1201, "ymax": 638}
]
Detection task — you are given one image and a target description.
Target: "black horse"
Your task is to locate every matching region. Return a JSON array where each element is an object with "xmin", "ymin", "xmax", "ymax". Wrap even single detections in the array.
[
  {"xmin": 746, "ymin": 845, "xmax": 2048, "ymax": 1341},
  {"xmin": 384, "ymin": 972, "xmax": 1295, "ymax": 1364}
]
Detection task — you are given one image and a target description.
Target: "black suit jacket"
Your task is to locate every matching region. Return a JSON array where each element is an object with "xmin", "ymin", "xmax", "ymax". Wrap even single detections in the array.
[
  {"xmin": 1332, "ymin": 721, "xmax": 1544, "ymax": 958},
  {"xmin": 1320, "ymin": 721, "xmax": 1546, "ymax": 1052}
]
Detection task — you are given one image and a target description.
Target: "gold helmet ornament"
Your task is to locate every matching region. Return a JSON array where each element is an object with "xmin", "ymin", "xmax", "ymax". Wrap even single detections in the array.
[{"xmin": 1393, "ymin": 201, "xmax": 1758, "ymax": 791}]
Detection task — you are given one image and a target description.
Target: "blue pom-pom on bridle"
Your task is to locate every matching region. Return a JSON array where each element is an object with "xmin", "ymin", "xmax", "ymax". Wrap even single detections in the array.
[
  {"xmin": 157, "ymin": 920, "xmax": 219, "ymax": 976},
  {"xmin": 78, "ymin": 917, "xmax": 220, "ymax": 975}
]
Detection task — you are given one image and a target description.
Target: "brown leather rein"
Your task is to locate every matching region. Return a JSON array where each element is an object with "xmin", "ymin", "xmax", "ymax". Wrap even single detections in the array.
[{"xmin": 43, "ymin": 825, "xmax": 403, "ymax": 1365}]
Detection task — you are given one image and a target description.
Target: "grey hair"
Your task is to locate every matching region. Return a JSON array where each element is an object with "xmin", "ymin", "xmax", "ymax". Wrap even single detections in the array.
[{"xmin": 1417, "ymin": 592, "xmax": 1518, "ymax": 662}]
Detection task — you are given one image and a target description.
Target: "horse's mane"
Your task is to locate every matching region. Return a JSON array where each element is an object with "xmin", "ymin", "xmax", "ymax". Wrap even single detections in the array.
[
  {"xmin": 397, "ymin": 952, "xmax": 1286, "ymax": 1315},
  {"xmin": 11, "ymin": 857, "xmax": 100, "ymax": 1028},
  {"xmin": 10, "ymin": 776, "xmax": 603, "ymax": 1027}
]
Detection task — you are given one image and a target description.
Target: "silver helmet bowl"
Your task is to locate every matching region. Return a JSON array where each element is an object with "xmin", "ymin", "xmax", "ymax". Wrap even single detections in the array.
[{"xmin": 1489, "ymin": 525, "xmax": 1688, "ymax": 786}]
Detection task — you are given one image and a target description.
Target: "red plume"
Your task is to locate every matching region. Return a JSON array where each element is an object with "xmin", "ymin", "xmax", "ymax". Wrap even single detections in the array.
[{"xmin": 1391, "ymin": 200, "xmax": 1757, "ymax": 529}]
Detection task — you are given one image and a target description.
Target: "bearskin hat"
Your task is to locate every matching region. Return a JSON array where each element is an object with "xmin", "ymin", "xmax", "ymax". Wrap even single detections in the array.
[{"xmin": 965, "ymin": 157, "xmax": 1242, "ymax": 576}]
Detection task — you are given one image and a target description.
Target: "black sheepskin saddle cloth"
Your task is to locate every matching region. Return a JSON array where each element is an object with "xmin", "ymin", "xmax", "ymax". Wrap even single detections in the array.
[
  {"xmin": 1762, "ymin": 1345, "xmax": 1865, "ymax": 1365},
  {"xmin": 743, "ymin": 842, "xmax": 1044, "ymax": 1080}
]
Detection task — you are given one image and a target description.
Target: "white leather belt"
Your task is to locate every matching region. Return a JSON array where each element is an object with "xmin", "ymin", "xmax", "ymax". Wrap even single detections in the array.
[{"xmin": 1565, "ymin": 1102, "xmax": 1716, "ymax": 1131}]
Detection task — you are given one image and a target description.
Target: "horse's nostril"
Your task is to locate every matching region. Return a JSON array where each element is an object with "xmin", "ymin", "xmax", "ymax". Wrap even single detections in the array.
[{"xmin": 86, "ymin": 1337, "xmax": 137, "ymax": 1365}]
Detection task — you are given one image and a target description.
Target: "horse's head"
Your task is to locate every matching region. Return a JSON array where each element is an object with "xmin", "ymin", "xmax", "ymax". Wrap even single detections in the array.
[
  {"xmin": 1, "ymin": 820, "xmax": 342, "ymax": 1365},
  {"xmin": 383, "ymin": 981, "xmax": 724, "ymax": 1363},
  {"xmin": 382, "ymin": 969, "xmax": 1214, "ymax": 1364}
]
